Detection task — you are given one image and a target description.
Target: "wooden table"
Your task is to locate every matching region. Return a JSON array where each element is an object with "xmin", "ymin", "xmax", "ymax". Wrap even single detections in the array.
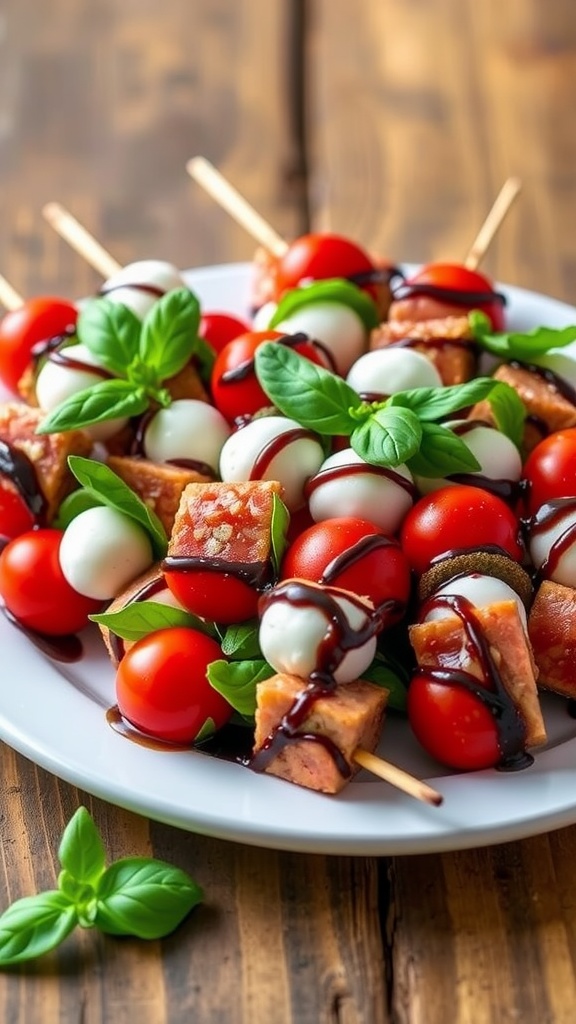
[{"xmin": 2, "ymin": 1, "xmax": 576, "ymax": 1020}]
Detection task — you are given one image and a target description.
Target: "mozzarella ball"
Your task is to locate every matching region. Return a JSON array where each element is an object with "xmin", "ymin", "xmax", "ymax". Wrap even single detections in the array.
[
  {"xmin": 219, "ymin": 415, "xmax": 325, "ymax": 511},
  {"xmin": 307, "ymin": 447, "xmax": 415, "ymax": 533},
  {"xmin": 100, "ymin": 260, "xmax": 186, "ymax": 319},
  {"xmin": 252, "ymin": 300, "xmax": 278, "ymax": 330},
  {"xmin": 346, "ymin": 347, "xmax": 442, "ymax": 397},
  {"xmin": 259, "ymin": 580, "xmax": 378, "ymax": 683},
  {"xmin": 35, "ymin": 343, "xmax": 128, "ymax": 441},
  {"xmin": 423, "ymin": 573, "xmax": 528, "ymax": 629},
  {"xmin": 529, "ymin": 505, "xmax": 576, "ymax": 588},
  {"xmin": 414, "ymin": 420, "xmax": 523, "ymax": 495},
  {"xmin": 143, "ymin": 399, "xmax": 230, "ymax": 473},
  {"xmin": 272, "ymin": 303, "xmax": 366, "ymax": 375},
  {"xmin": 59, "ymin": 506, "xmax": 154, "ymax": 601}
]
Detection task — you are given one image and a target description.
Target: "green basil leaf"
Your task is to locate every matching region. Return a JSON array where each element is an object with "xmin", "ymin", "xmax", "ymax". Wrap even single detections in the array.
[
  {"xmin": 192, "ymin": 337, "xmax": 217, "ymax": 384},
  {"xmin": 58, "ymin": 807, "xmax": 106, "ymax": 886},
  {"xmin": 255, "ymin": 342, "xmax": 360, "ymax": 434},
  {"xmin": 270, "ymin": 493, "xmax": 289, "ymax": 576},
  {"xmin": 78, "ymin": 297, "xmax": 142, "ymax": 375},
  {"xmin": 485, "ymin": 380, "xmax": 526, "ymax": 448},
  {"xmin": 36, "ymin": 379, "xmax": 149, "ymax": 434},
  {"xmin": 220, "ymin": 621, "xmax": 262, "ymax": 659},
  {"xmin": 53, "ymin": 488, "xmax": 104, "ymax": 529},
  {"xmin": 0, "ymin": 891, "xmax": 77, "ymax": 965},
  {"xmin": 387, "ymin": 378, "xmax": 501, "ymax": 423},
  {"xmin": 139, "ymin": 288, "xmax": 201, "ymax": 380},
  {"xmin": 207, "ymin": 658, "xmax": 274, "ymax": 720},
  {"xmin": 90, "ymin": 602, "xmax": 217, "ymax": 641},
  {"xmin": 67, "ymin": 456, "xmax": 168, "ymax": 559},
  {"xmin": 94, "ymin": 858, "xmax": 203, "ymax": 940},
  {"xmin": 351, "ymin": 406, "xmax": 422, "ymax": 467},
  {"xmin": 194, "ymin": 717, "xmax": 217, "ymax": 742},
  {"xmin": 269, "ymin": 278, "xmax": 380, "ymax": 332},
  {"xmin": 470, "ymin": 310, "xmax": 576, "ymax": 359},
  {"xmin": 406, "ymin": 422, "xmax": 481, "ymax": 477}
]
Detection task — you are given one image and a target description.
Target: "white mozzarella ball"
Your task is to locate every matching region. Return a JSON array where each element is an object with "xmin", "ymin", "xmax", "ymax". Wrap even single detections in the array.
[
  {"xmin": 100, "ymin": 260, "xmax": 186, "ymax": 319},
  {"xmin": 307, "ymin": 447, "xmax": 414, "ymax": 533},
  {"xmin": 423, "ymin": 573, "xmax": 527, "ymax": 629},
  {"xmin": 259, "ymin": 581, "xmax": 378, "ymax": 683},
  {"xmin": 252, "ymin": 300, "xmax": 278, "ymax": 330},
  {"xmin": 273, "ymin": 303, "xmax": 366, "ymax": 375},
  {"xmin": 529, "ymin": 506, "xmax": 576, "ymax": 588},
  {"xmin": 219, "ymin": 415, "xmax": 325, "ymax": 511},
  {"xmin": 346, "ymin": 347, "xmax": 442, "ymax": 397},
  {"xmin": 143, "ymin": 399, "xmax": 230, "ymax": 473},
  {"xmin": 35, "ymin": 343, "xmax": 128, "ymax": 442},
  {"xmin": 414, "ymin": 421, "xmax": 523, "ymax": 495},
  {"xmin": 59, "ymin": 506, "xmax": 154, "ymax": 601}
]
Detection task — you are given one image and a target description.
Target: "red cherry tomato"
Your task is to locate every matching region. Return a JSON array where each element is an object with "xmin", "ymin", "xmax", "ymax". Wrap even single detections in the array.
[
  {"xmin": 164, "ymin": 568, "xmax": 259, "ymax": 625},
  {"xmin": 0, "ymin": 485, "xmax": 35, "ymax": 542},
  {"xmin": 0, "ymin": 528, "xmax": 101, "ymax": 635},
  {"xmin": 400, "ymin": 485, "xmax": 523, "ymax": 575},
  {"xmin": 0, "ymin": 297, "xmax": 78, "ymax": 394},
  {"xmin": 275, "ymin": 233, "xmax": 375, "ymax": 297},
  {"xmin": 115, "ymin": 626, "xmax": 232, "ymax": 743},
  {"xmin": 199, "ymin": 312, "xmax": 251, "ymax": 354},
  {"xmin": 281, "ymin": 516, "xmax": 411, "ymax": 623},
  {"xmin": 211, "ymin": 330, "xmax": 328, "ymax": 423},
  {"xmin": 395, "ymin": 263, "xmax": 505, "ymax": 331},
  {"xmin": 408, "ymin": 671, "xmax": 500, "ymax": 770},
  {"xmin": 521, "ymin": 428, "xmax": 576, "ymax": 515}
]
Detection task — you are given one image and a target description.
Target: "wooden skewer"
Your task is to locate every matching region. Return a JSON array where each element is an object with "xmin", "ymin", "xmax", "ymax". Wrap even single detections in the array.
[
  {"xmin": 42, "ymin": 202, "xmax": 122, "ymax": 279},
  {"xmin": 187, "ymin": 156, "xmax": 289, "ymax": 259},
  {"xmin": 353, "ymin": 748, "xmax": 443, "ymax": 806},
  {"xmin": 0, "ymin": 274, "xmax": 24, "ymax": 311},
  {"xmin": 463, "ymin": 177, "xmax": 522, "ymax": 270}
]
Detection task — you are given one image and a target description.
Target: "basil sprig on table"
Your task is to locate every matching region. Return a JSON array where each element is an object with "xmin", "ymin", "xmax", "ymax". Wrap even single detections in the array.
[
  {"xmin": 254, "ymin": 341, "xmax": 526, "ymax": 476},
  {"xmin": 37, "ymin": 287, "xmax": 210, "ymax": 435},
  {"xmin": 0, "ymin": 807, "xmax": 202, "ymax": 965},
  {"xmin": 469, "ymin": 310, "xmax": 576, "ymax": 360}
]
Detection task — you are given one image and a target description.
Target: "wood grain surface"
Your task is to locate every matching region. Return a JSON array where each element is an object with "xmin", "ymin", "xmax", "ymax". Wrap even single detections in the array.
[{"xmin": 1, "ymin": 1, "xmax": 576, "ymax": 1022}]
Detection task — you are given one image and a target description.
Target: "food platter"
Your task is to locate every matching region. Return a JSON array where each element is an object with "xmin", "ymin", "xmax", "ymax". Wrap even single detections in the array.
[{"xmin": 2, "ymin": 261, "xmax": 576, "ymax": 856}]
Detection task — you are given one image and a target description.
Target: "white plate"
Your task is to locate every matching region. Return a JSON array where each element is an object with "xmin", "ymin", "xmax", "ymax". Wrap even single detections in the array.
[{"xmin": 2, "ymin": 262, "xmax": 576, "ymax": 856}]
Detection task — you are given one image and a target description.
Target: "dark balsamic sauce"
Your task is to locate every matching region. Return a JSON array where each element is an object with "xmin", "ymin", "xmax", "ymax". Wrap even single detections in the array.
[
  {"xmin": 161, "ymin": 554, "xmax": 274, "ymax": 590},
  {"xmin": 391, "ymin": 281, "xmax": 507, "ymax": 309},
  {"xmin": 304, "ymin": 461, "xmax": 417, "ymax": 502},
  {"xmin": 0, "ymin": 440, "xmax": 47, "ymax": 522},
  {"xmin": 525, "ymin": 498, "xmax": 576, "ymax": 584},
  {"xmin": 249, "ymin": 428, "xmax": 320, "ymax": 481},
  {"xmin": 106, "ymin": 705, "xmax": 193, "ymax": 750},
  {"xmin": 220, "ymin": 332, "xmax": 337, "ymax": 383},
  {"xmin": 509, "ymin": 359, "xmax": 576, "ymax": 408},
  {"xmin": 99, "ymin": 281, "xmax": 167, "ymax": 299},
  {"xmin": 2, "ymin": 605, "xmax": 83, "ymax": 663}
]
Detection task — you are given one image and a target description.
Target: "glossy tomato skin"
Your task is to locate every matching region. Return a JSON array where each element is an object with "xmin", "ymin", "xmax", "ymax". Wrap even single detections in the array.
[
  {"xmin": 281, "ymin": 516, "xmax": 411, "ymax": 623},
  {"xmin": 396, "ymin": 263, "xmax": 505, "ymax": 331},
  {"xmin": 115, "ymin": 627, "xmax": 232, "ymax": 743},
  {"xmin": 0, "ymin": 528, "xmax": 101, "ymax": 634},
  {"xmin": 400, "ymin": 485, "xmax": 524, "ymax": 575},
  {"xmin": 0, "ymin": 297, "xmax": 78, "ymax": 393},
  {"xmin": 0, "ymin": 486, "xmax": 35, "ymax": 542},
  {"xmin": 164, "ymin": 568, "xmax": 259, "ymax": 624},
  {"xmin": 408, "ymin": 672, "xmax": 500, "ymax": 770},
  {"xmin": 199, "ymin": 312, "xmax": 251, "ymax": 355},
  {"xmin": 275, "ymin": 233, "xmax": 375, "ymax": 296},
  {"xmin": 521, "ymin": 429, "xmax": 576, "ymax": 516}
]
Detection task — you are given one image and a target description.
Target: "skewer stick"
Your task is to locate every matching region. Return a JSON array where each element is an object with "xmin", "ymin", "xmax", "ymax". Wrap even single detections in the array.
[
  {"xmin": 187, "ymin": 157, "xmax": 289, "ymax": 259},
  {"xmin": 0, "ymin": 274, "xmax": 24, "ymax": 311},
  {"xmin": 42, "ymin": 203, "xmax": 122, "ymax": 279},
  {"xmin": 353, "ymin": 748, "xmax": 443, "ymax": 806},
  {"xmin": 463, "ymin": 177, "xmax": 522, "ymax": 270}
]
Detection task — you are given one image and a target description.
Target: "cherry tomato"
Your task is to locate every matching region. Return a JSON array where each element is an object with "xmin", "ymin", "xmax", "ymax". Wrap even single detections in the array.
[
  {"xmin": 275, "ymin": 233, "xmax": 376, "ymax": 297},
  {"xmin": 0, "ymin": 528, "xmax": 101, "ymax": 635},
  {"xmin": 164, "ymin": 567, "xmax": 259, "ymax": 625},
  {"xmin": 211, "ymin": 330, "xmax": 328, "ymax": 423},
  {"xmin": 199, "ymin": 312, "xmax": 251, "ymax": 355},
  {"xmin": 400, "ymin": 485, "xmax": 523, "ymax": 575},
  {"xmin": 394, "ymin": 263, "xmax": 505, "ymax": 331},
  {"xmin": 0, "ymin": 484, "xmax": 35, "ymax": 542},
  {"xmin": 115, "ymin": 626, "xmax": 232, "ymax": 743},
  {"xmin": 408, "ymin": 671, "xmax": 500, "ymax": 770},
  {"xmin": 0, "ymin": 297, "xmax": 78, "ymax": 394},
  {"xmin": 521, "ymin": 428, "xmax": 576, "ymax": 515},
  {"xmin": 281, "ymin": 516, "xmax": 411, "ymax": 624}
]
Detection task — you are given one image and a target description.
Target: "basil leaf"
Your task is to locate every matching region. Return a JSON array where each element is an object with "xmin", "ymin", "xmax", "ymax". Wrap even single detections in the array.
[
  {"xmin": 406, "ymin": 422, "xmax": 481, "ymax": 478},
  {"xmin": 78, "ymin": 298, "xmax": 142, "ymax": 375},
  {"xmin": 94, "ymin": 858, "xmax": 203, "ymax": 940},
  {"xmin": 194, "ymin": 717, "xmax": 217, "ymax": 742},
  {"xmin": 485, "ymin": 381, "xmax": 526, "ymax": 448},
  {"xmin": 255, "ymin": 342, "xmax": 360, "ymax": 434},
  {"xmin": 139, "ymin": 288, "xmax": 201, "ymax": 380},
  {"xmin": 67, "ymin": 456, "xmax": 168, "ymax": 559},
  {"xmin": 269, "ymin": 278, "xmax": 380, "ymax": 332},
  {"xmin": 351, "ymin": 406, "xmax": 422, "ymax": 467},
  {"xmin": 58, "ymin": 807, "xmax": 106, "ymax": 887},
  {"xmin": 220, "ymin": 621, "xmax": 262, "ymax": 659},
  {"xmin": 207, "ymin": 658, "xmax": 274, "ymax": 720},
  {"xmin": 53, "ymin": 488, "xmax": 104, "ymax": 529},
  {"xmin": 470, "ymin": 310, "xmax": 576, "ymax": 359},
  {"xmin": 0, "ymin": 892, "xmax": 77, "ymax": 965},
  {"xmin": 36, "ymin": 379, "xmax": 149, "ymax": 434},
  {"xmin": 387, "ymin": 378, "xmax": 500, "ymax": 423},
  {"xmin": 193, "ymin": 336, "xmax": 217, "ymax": 384},
  {"xmin": 270, "ymin": 493, "xmax": 289, "ymax": 575},
  {"xmin": 90, "ymin": 602, "xmax": 217, "ymax": 641}
]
